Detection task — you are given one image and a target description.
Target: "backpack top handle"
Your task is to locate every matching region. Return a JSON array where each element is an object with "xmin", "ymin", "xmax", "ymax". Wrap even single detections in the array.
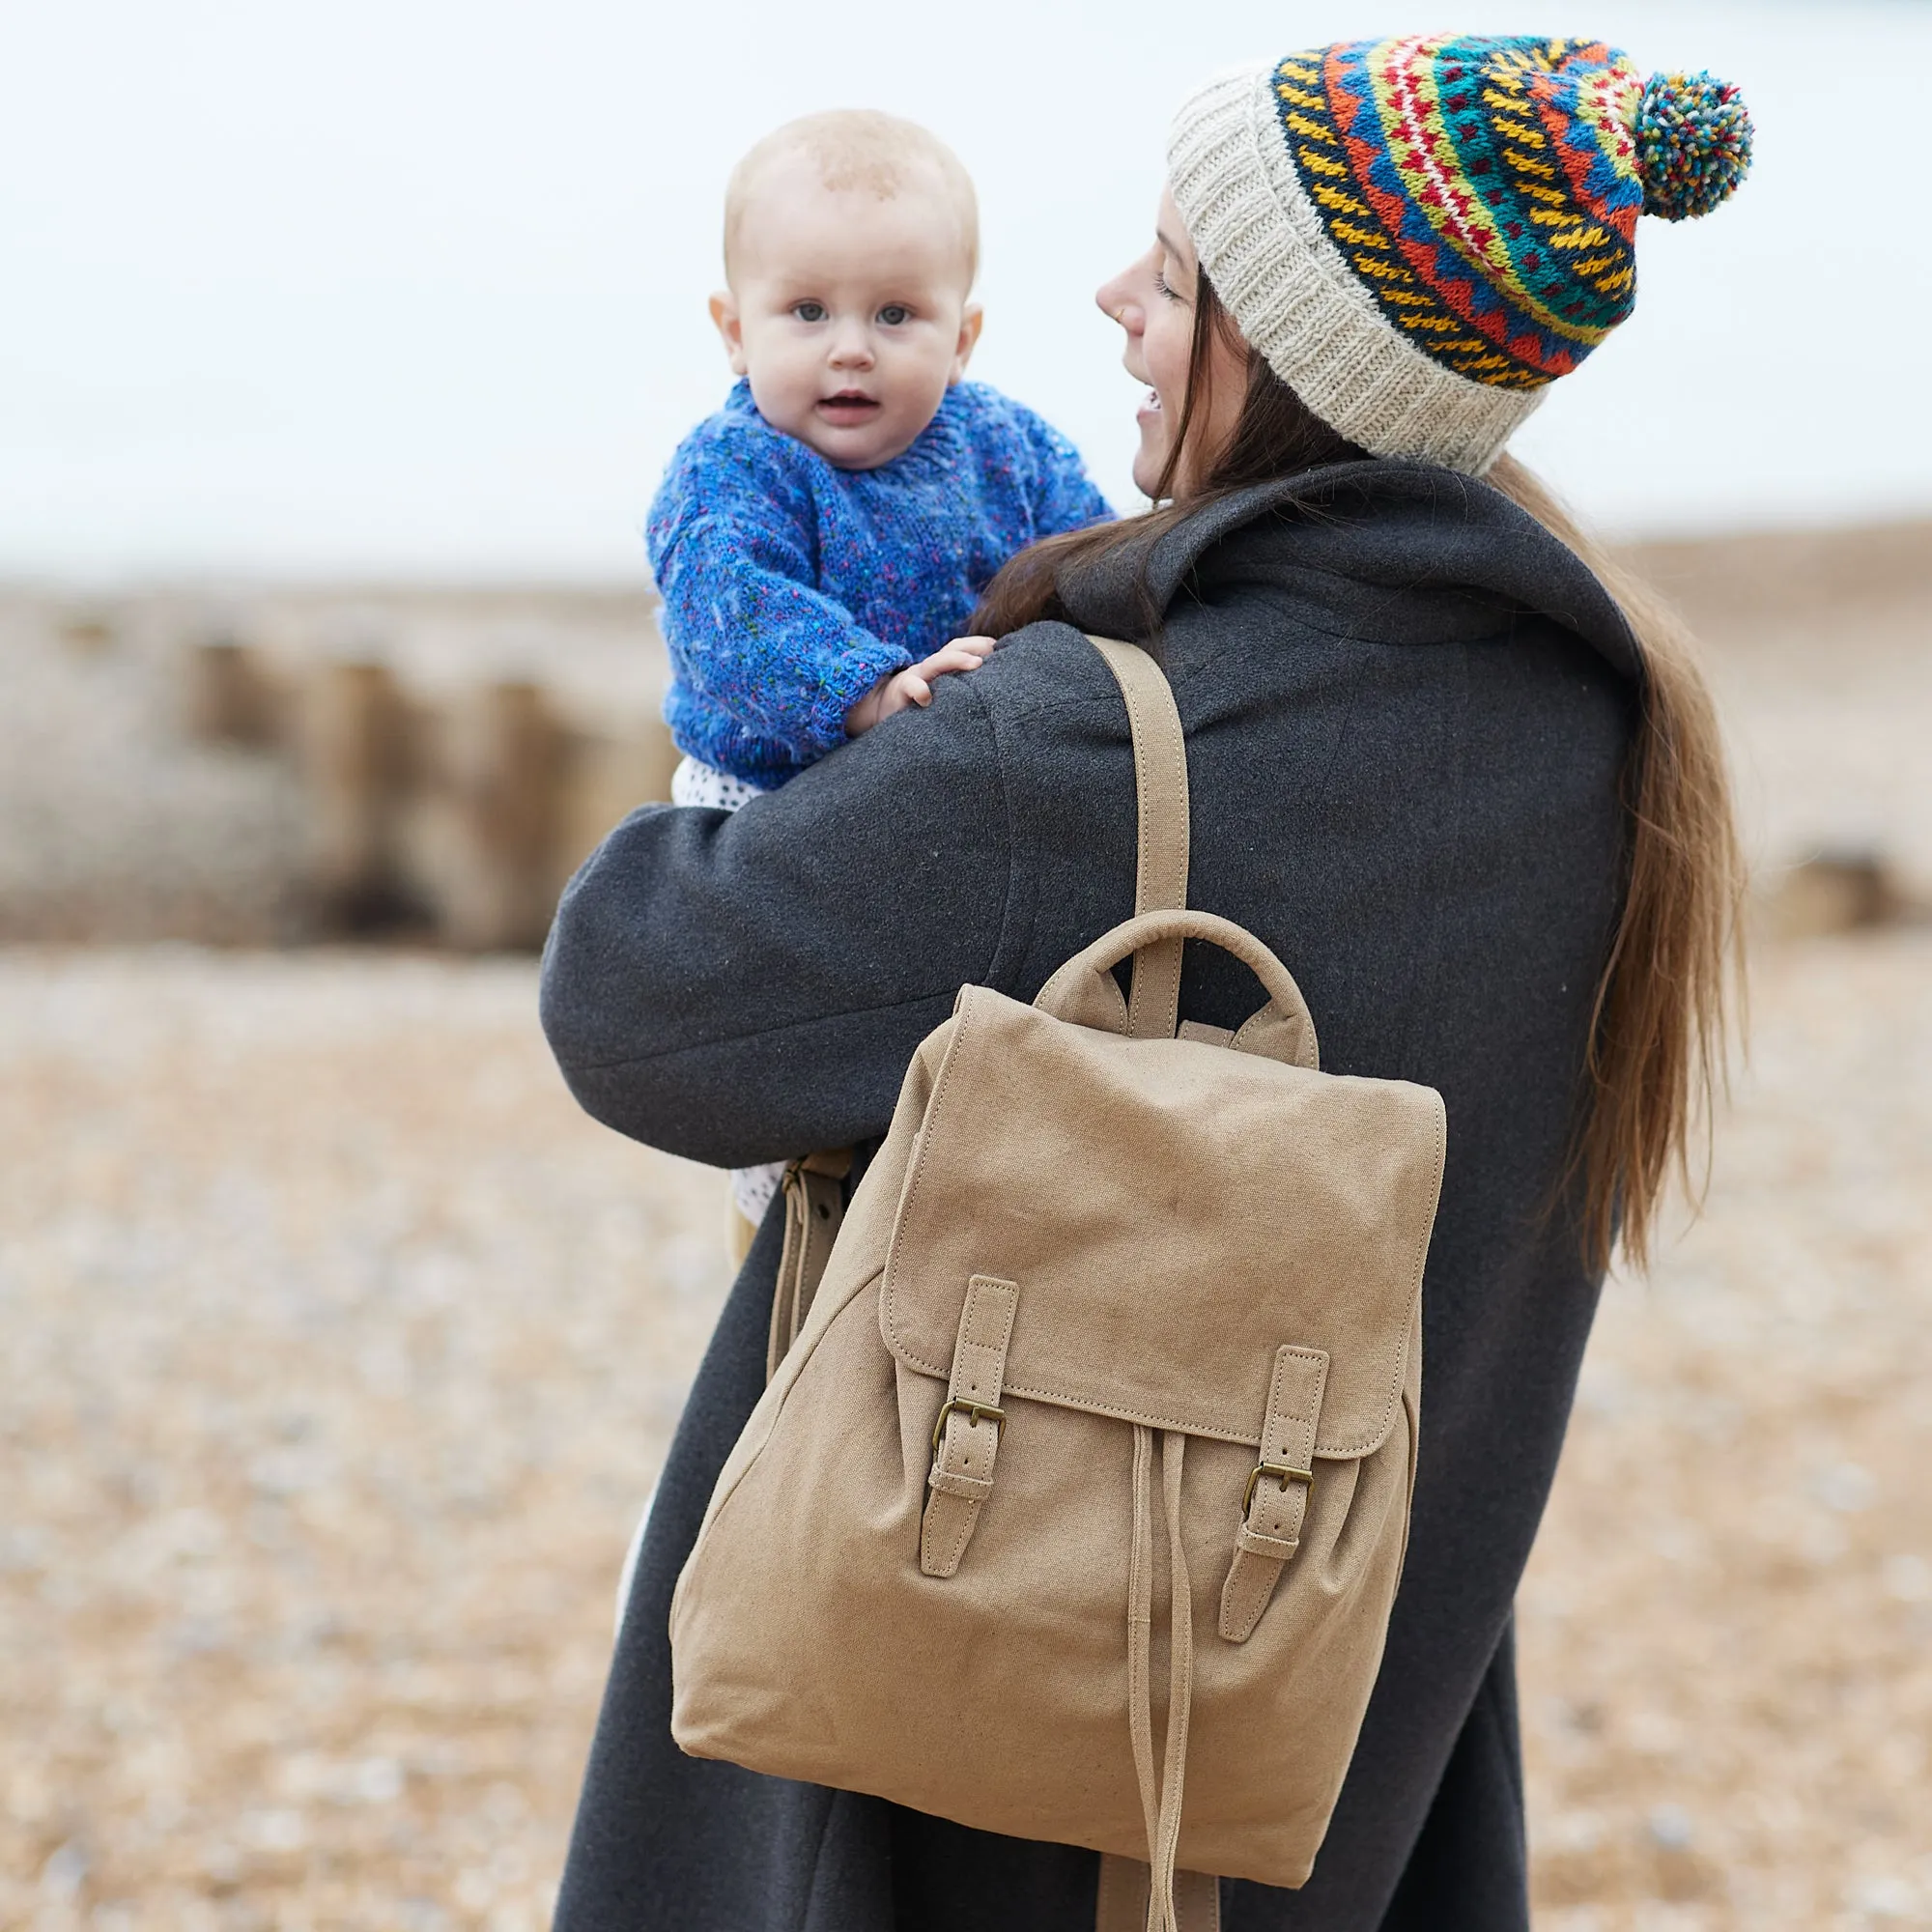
[{"xmin": 1034, "ymin": 907, "xmax": 1321, "ymax": 1072}]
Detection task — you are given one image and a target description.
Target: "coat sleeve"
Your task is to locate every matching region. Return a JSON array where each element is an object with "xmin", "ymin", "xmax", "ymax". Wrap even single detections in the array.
[
  {"xmin": 537, "ymin": 668, "xmax": 1021, "ymax": 1167},
  {"xmin": 648, "ymin": 432, "xmax": 912, "ymax": 765}
]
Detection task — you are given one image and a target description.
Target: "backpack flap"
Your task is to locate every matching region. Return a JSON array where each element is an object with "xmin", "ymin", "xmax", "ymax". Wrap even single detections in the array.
[{"xmin": 881, "ymin": 955, "xmax": 1445, "ymax": 1463}]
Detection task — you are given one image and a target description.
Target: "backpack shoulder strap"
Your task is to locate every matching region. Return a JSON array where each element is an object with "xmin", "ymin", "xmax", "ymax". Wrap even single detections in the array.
[
  {"xmin": 765, "ymin": 637, "xmax": 1189, "ymax": 1385},
  {"xmin": 1087, "ymin": 636, "xmax": 1190, "ymax": 1041}
]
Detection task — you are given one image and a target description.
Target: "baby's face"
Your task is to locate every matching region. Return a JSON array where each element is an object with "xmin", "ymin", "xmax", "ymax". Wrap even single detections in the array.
[{"xmin": 713, "ymin": 161, "xmax": 981, "ymax": 470}]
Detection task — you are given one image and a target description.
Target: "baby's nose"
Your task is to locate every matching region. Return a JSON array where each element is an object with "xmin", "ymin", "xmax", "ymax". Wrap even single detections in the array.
[{"xmin": 828, "ymin": 323, "xmax": 875, "ymax": 367}]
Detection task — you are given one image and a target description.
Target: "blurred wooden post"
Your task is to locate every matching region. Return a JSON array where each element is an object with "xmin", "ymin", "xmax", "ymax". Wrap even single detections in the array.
[
  {"xmin": 184, "ymin": 637, "xmax": 283, "ymax": 747},
  {"xmin": 300, "ymin": 660, "xmax": 413, "ymax": 930},
  {"xmin": 1763, "ymin": 851, "xmax": 1900, "ymax": 938},
  {"xmin": 58, "ymin": 608, "xmax": 116, "ymax": 655},
  {"xmin": 549, "ymin": 715, "xmax": 679, "ymax": 910},
  {"xmin": 435, "ymin": 679, "xmax": 565, "ymax": 952}
]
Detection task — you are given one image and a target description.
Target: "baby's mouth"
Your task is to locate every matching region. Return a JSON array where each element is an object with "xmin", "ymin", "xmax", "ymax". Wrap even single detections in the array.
[{"xmin": 816, "ymin": 391, "xmax": 881, "ymax": 423}]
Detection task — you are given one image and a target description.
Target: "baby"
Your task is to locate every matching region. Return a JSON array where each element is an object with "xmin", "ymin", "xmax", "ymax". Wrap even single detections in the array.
[
  {"xmin": 651, "ymin": 107, "xmax": 1113, "ymax": 805},
  {"xmin": 648, "ymin": 108, "xmax": 1113, "ymax": 1226}
]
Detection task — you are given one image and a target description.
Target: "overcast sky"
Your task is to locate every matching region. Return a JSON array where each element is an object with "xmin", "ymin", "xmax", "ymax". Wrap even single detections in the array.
[{"xmin": 4, "ymin": 0, "xmax": 1927, "ymax": 580}]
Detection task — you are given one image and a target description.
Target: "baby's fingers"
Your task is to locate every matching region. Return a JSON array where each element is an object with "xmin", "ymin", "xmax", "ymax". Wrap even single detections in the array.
[
  {"xmin": 921, "ymin": 640, "xmax": 993, "ymax": 680},
  {"xmin": 899, "ymin": 671, "xmax": 935, "ymax": 708}
]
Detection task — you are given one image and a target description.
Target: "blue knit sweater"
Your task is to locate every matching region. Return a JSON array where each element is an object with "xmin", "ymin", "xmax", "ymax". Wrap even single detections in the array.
[{"xmin": 647, "ymin": 380, "xmax": 1113, "ymax": 788}]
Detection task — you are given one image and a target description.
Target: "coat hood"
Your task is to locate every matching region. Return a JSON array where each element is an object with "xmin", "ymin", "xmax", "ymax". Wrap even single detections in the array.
[{"xmin": 1053, "ymin": 461, "xmax": 1641, "ymax": 683}]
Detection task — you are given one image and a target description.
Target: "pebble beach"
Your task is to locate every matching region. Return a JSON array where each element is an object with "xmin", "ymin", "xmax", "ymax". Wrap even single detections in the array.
[{"xmin": 2, "ymin": 540, "xmax": 1927, "ymax": 1927}]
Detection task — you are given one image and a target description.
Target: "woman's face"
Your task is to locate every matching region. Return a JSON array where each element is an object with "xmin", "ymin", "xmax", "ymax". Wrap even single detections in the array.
[{"xmin": 1096, "ymin": 186, "xmax": 1249, "ymax": 499}]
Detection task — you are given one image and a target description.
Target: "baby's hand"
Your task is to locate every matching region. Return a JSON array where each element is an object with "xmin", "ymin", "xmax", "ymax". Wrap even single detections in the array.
[{"xmin": 845, "ymin": 637, "xmax": 995, "ymax": 735}]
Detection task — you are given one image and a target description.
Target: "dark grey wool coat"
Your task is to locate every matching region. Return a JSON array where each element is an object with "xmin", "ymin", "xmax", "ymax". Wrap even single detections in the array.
[{"xmin": 538, "ymin": 462, "xmax": 1638, "ymax": 1932}]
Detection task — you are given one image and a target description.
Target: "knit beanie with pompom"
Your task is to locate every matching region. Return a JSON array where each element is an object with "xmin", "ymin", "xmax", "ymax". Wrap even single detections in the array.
[{"xmin": 1167, "ymin": 36, "xmax": 1752, "ymax": 473}]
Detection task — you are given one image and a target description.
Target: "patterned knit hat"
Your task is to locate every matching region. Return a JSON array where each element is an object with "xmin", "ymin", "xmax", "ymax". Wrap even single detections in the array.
[{"xmin": 1167, "ymin": 36, "xmax": 1753, "ymax": 473}]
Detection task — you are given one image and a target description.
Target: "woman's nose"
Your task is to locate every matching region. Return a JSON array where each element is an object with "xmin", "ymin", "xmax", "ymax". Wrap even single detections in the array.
[{"xmin": 1095, "ymin": 279, "xmax": 1142, "ymax": 334}]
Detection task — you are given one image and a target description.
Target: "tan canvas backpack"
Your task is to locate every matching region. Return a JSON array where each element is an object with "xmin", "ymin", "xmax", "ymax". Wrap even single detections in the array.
[{"xmin": 670, "ymin": 639, "xmax": 1448, "ymax": 1931}]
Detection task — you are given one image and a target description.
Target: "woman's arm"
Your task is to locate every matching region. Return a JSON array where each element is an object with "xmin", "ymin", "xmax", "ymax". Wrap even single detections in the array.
[{"xmin": 538, "ymin": 670, "xmax": 1021, "ymax": 1168}]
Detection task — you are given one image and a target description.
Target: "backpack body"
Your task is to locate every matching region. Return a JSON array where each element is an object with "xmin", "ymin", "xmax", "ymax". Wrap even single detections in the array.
[{"xmin": 668, "ymin": 643, "xmax": 1447, "ymax": 1922}]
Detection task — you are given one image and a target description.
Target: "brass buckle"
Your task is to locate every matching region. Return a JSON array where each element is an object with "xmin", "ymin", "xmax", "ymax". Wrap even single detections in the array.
[
  {"xmin": 1242, "ymin": 1462, "xmax": 1315, "ymax": 1519},
  {"xmin": 931, "ymin": 1399, "xmax": 1007, "ymax": 1456}
]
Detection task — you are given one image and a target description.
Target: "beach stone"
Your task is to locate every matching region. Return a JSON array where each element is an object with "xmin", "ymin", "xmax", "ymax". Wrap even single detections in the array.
[{"xmin": 0, "ymin": 931, "xmax": 1925, "ymax": 1924}]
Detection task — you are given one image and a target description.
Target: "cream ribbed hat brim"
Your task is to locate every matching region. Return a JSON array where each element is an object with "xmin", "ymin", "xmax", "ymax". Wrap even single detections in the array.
[{"xmin": 1166, "ymin": 63, "xmax": 1545, "ymax": 475}]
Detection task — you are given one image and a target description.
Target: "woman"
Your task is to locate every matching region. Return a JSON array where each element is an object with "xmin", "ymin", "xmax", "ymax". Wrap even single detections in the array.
[{"xmin": 540, "ymin": 35, "xmax": 1748, "ymax": 1931}]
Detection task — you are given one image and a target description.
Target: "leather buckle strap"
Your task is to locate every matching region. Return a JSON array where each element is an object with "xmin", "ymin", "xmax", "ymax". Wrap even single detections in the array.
[
  {"xmin": 920, "ymin": 1275, "xmax": 1019, "ymax": 1577},
  {"xmin": 1219, "ymin": 1346, "xmax": 1328, "ymax": 1643},
  {"xmin": 1241, "ymin": 1463, "xmax": 1314, "ymax": 1519},
  {"xmin": 930, "ymin": 1399, "xmax": 1006, "ymax": 1454}
]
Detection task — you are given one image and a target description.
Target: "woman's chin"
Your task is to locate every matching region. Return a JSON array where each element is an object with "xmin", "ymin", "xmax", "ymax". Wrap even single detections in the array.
[{"xmin": 1129, "ymin": 443, "xmax": 1168, "ymax": 500}]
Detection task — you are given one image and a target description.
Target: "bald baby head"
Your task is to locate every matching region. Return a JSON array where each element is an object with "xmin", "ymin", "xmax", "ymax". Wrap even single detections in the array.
[
  {"xmin": 724, "ymin": 109, "xmax": 979, "ymax": 291},
  {"xmin": 709, "ymin": 109, "xmax": 986, "ymax": 469}
]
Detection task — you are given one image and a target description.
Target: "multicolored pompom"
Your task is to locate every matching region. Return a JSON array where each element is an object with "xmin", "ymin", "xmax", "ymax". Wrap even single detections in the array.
[{"xmin": 1634, "ymin": 71, "xmax": 1754, "ymax": 221}]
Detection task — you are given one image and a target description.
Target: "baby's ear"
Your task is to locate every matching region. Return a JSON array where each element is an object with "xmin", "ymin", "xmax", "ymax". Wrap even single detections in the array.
[
  {"xmin": 950, "ymin": 302, "xmax": 984, "ymax": 384},
  {"xmin": 709, "ymin": 291, "xmax": 749, "ymax": 376}
]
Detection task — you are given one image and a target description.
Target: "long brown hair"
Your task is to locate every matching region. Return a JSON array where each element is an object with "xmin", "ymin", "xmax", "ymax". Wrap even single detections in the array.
[
  {"xmin": 1491, "ymin": 454, "xmax": 1746, "ymax": 1272},
  {"xmin": 973, "ymin": 272, "xmax": 1365, "ymax": 640},
  {"xmin": 975, "ymin": 270, "xmax": 1745, "ymax": 1274}
]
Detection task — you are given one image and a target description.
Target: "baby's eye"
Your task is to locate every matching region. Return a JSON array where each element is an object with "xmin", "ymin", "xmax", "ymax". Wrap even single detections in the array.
[
  {"xmin": 792, "ymin": 300, "xmax": 828, "ymax": 323},
  {"xmin": 876, "ymin": 303, "xmax": 913, "ymax": 327}
]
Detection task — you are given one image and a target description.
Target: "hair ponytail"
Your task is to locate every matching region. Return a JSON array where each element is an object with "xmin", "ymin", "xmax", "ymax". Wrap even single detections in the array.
[{"xmin": 1484, "ymin": 456, "xmax": 1746, "ymax": 1272}]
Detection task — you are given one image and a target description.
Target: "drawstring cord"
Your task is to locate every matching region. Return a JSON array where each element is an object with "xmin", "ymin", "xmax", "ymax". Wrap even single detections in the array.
[{"xmin": 1127, "ymin": 1427, "xmax": 1195, "ymax": 1932}]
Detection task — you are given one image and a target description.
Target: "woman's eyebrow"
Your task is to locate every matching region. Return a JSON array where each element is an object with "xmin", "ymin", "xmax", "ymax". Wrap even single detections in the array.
[{"xmin": 1155, "ymin": 227, "xmax": 1198, "ymax": 282}]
